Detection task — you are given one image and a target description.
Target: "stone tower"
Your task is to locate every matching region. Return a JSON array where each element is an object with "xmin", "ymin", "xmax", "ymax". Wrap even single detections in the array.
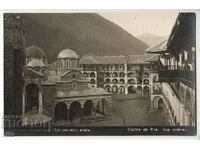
[{"xmin": 4, "ymin": 14, "xmax": 25, "ymax": 116}]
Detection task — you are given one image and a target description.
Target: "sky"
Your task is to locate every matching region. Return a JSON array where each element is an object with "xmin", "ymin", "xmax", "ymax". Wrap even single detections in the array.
[{"xmin": 99, "ymin": 11, "xmax": 179, "ymax": 37}]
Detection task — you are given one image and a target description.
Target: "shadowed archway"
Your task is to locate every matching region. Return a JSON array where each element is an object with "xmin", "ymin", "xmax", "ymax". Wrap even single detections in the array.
[
  {"xmin": 83, "ymin": 100, "xmax": 93, "ymax": 116},
  {"xmin": 55, "ymin": 102, "xmax": 68, "ymax": 121},
  {"xmin": 69, "ymin": 101, "xmax": 81, "ymax": 121}
]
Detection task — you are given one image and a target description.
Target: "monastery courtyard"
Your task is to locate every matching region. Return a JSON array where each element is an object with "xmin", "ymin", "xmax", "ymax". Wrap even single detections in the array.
[{"xmin": 54, "ymin": 94, "xmax": 169, "ymax": 127}]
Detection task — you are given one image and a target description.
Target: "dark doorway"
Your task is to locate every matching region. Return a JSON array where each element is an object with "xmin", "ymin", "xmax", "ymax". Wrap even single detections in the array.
[
  {"xmin": 137, "ymin": 86, "xmax": 142, "ymax": 94},
  {"xmin": 25, "ymin": 83, "xmax": 39, "ymax": 113},
  {"xmin": 158, "ymin": 99, "xmax": 163, "ymax": 110},
  {"xmin": 83, "ymin": 100, "xmax": 93, "ymax": 116},
  {"xmin": 143, "ymin": 86, "xmax": 150, "ymax": 95},
  {"xmin": 69, "ymin": 101, "xmax": 81, "ymax": 121},
  {"xmin": 128, "ymin": 86, "xmax": 136, "ymax": 94},
  {"xmin": 55, "ymin": 102, "xmax": 67, "ymax": 121}
]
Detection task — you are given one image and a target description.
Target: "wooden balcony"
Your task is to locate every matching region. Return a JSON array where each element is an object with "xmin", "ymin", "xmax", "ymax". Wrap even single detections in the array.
[{"xmin": 159, "ymin": 69, "xmax": 195, "ymax": 88}]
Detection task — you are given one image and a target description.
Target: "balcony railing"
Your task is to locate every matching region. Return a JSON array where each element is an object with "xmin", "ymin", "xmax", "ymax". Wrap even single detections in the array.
[
  {"xmin": 158, "ymin": 61, "xmax": 195, "ymax": 88},
  {"xmin": 159, "ymin": 69, "xmax": 195, "ymax": 83}
]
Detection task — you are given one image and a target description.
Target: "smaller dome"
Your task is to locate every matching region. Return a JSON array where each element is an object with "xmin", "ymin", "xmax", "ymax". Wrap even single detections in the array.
[
  {"xmin": 27, "ymin": 59, "xmax": 46, "ymax": 68},
  {"xmin": 57, "ymin": 48, "xmax": 78, "ymax": 59},
  {"xmin": 26, "ymin": 45, "xmax": 46, "ymax": 58}
]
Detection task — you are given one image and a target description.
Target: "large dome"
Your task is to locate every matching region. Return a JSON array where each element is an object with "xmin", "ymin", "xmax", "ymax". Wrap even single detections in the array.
[
  {"xmin": 26, "ymin": 45, "xmax": 46, "ymax": 58},
  {"xmin": 57, "ymin": 48, "xmax": 78, "ymax": 59}
]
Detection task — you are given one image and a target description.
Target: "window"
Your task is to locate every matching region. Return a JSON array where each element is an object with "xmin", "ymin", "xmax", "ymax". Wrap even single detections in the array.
[
  {"xmin": 72, "ymin": 81, "xmax": 77, "ymax": 88},
  {"xmin": 73, "ymin": 74, "xmax": 75, "ymax": 78}
]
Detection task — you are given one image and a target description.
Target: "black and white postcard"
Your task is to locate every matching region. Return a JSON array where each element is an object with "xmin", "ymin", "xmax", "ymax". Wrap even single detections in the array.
[{"xmin": 3, "ymin": 11, "xmax": 197, "ymax": 136}]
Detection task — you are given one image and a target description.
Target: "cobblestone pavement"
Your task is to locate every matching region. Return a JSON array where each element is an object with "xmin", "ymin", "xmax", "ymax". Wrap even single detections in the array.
[{"xmin": 74, "ymin": 94, "xmax": 169, "ymax": 127}]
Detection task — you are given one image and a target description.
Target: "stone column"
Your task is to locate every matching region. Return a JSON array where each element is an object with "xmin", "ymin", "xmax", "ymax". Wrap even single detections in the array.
[
  {"xmin": 67, "ymin": 109, "xmax": 70, "ymax": 122},
  {"xmin": 176, "ymin": 100, "xmax": 180, "ymax": 125},
  {"xmin": 125, "ymin": 85, "xmax": 128, "ymax": 94},
  {"xmin": 185, "ymin": 111, "xmax": 191, "ymax": 126},
  {"xmin": 80, "ymin": 102, "xmax": 84, "ymax": 119},
  {"xmin": 107, "ymin": 97, "xmax": 112, "ymax": 116},
  {"xmin": 93, "ymin": 101, "xmax": 98, "ymax": 118},
  {"xmin": 173, "ymin": 97, "xmax": 177, "ymax": 124},
  {"xmin": 98, "ymin": 99, "xmax": 103, "ymax": 113},
  {"xmin": 180, "ymin": 103, "xmax": 185, "ymax": 126},
  {"xmin": 38, "ymin": 86, "xmax": 43, "ymax": 114},
  {"xmin": 150, "ymin": 96, "xmax": 154, "ymax": 109},
  {"xmin": 64, "ymin": 102, "xmax": 70, "ymax": 122}
]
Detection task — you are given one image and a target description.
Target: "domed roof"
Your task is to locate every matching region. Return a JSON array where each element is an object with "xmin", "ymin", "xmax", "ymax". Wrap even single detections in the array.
[
  {"xmin": 26, "ymin": 45, "xmax": 46, "ymax": 58},
  {"xmin": 57, "ymin": 48, "xmax": 78, "ymax": 59},
  {"xmin": 27, "ymin": 59, "xmax": 46, "ymax": 68}
]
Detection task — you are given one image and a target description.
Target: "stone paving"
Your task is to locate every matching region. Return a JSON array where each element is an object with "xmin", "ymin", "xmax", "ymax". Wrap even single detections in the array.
[{"xmin": 73, "ymin": 94, "xmax": 169, "ymax": 127}]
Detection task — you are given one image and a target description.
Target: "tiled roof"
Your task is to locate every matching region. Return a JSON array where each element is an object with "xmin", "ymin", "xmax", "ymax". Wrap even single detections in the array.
[
  {"xmin": 27, "ymin": 59, "xmax": 46, "ymax": 68},
  {"xmin": 80, "ymin": 56, "xmax": 126, "ymax": 64},
  {"xmin": 55, "ymin": 87, "xmax": 110, "ymax": 98},
  {"xmin": 145, "ymin": 39, "xmax": 168, "ymax": 53},
  {"xmin": 145, "ymin": 54, "xmax": 159, "ymax": 62},
  {"xmin": 128, "ymin": 54, "xmax": 158, "ymax": 64},
  {"xmin": 80, "ymin": 54, "xmax": 158, "ymax": 65},
  {"xmin": 24, "ymin": 67, "xmax": 44, "ymax": 77}
]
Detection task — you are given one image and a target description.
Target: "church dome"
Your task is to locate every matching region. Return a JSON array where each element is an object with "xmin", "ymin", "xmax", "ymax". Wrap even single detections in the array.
[
  {"xmin": 57, "ymin": 48, "xmax": 78, "ymax": 59},
  {"xmin": 27, "ymin": 59, "xmax": 46, "ymax": 68},
  {"xmin": 26, "ymin": 45, "xmax": 46, "ymax": 58}
]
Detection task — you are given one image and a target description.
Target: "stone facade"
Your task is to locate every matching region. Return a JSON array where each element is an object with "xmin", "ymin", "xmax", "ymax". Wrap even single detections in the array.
[
  {"xmin": 22, "ymin": 48, "xmax": 112, "ymax": 126},
  {"xmin": 79, "ymin": 55, "xmax": 159, "ymax": 95}
]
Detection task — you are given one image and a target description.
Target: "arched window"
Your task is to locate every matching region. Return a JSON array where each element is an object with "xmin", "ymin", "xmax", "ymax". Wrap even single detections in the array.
[
  {"xmin": 105, "ymin": 72, "xmax": 111, "ymax": 77},
  {"xmin": 119, "ymin": 79, "xmax": 125, "ymax": 84},
  {"xmin": 25, "ymin": 83, "xmax": 39, "ymax": 113},
  {"xmin": 119, "ymin": 86, "xmax": 125, "ymax": 93},
  {"xmin": 105, "ymin": 85, "xmax": 112, "ymax": 92},
  {"xmin": 143, "ymin": 79, "xmax": 149, "ymax": 85},
  {"xmin": 112, "ymin": 85, "xmax": 118, "ymax": 93},
  {"xmin": 128, "ymin": 79, "xmax": 135, "ymax": 84},
  {"xmin": 137, "ymin": 86, "xmax": 142, "ymax": 94},
  {"xmin": 90, "ymin": 79, "xmax": 96, "ymax": 84},
  {"xmin": 83, "ymin": 72, "xmax": 88, "ymax": 77},
  {"xmin": 112, "ymin": 72, "xmax": 118, "ymax": 77},
  {"xmin": 128, "ymin": 72, "xmax": 135, "ymax": 78},
  {"xmin": 119, "ymin": 72, "xmax": 125, "ymax": 77},
  {"xmin": 90, "ymin": 72, "xmax": 95, "ymax": 78},
  {"xmin": 112, "ymin": 79, "xmax": 118, "ymax": 84},
  {"xmin": 143, "ymin": 72, "xmax": 149, "ymax": 78},
  {"xmin": 143, "ymin": 86, "xmax": 150, "ymax": 95},
  {"xmin": 105, "ymin": 78, "xmax": 111, "ymax": 84}
]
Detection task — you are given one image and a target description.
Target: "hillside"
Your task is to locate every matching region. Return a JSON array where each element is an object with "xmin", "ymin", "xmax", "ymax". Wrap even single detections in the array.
[
  {"xmin": 137, "ymin": 33, "xmax": 166, "ymax": 47},
  {"xmin": 20, "ymin": 13, "xmax": 148, "ymax": 62}
]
